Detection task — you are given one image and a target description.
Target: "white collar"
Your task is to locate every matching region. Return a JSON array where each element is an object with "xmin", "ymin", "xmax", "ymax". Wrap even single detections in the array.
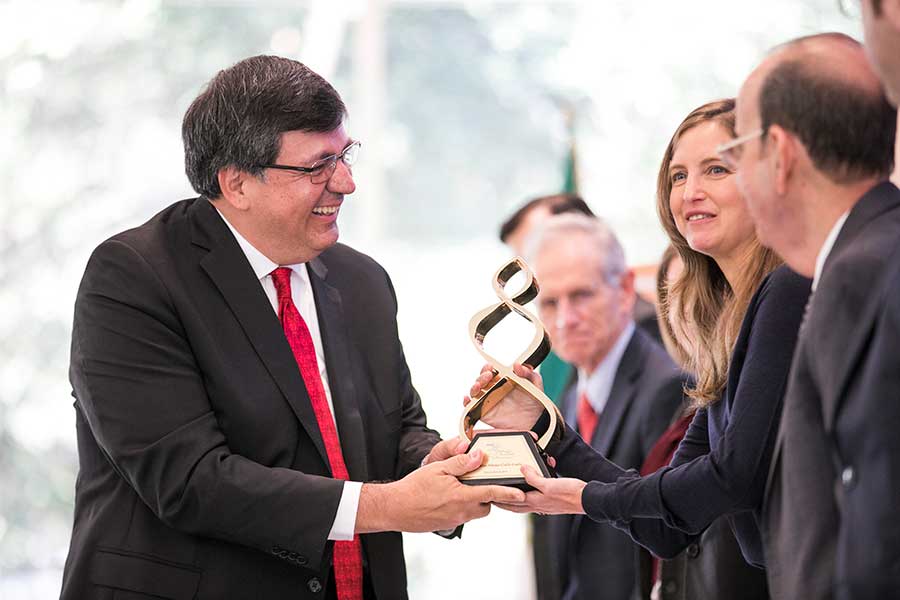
[
  {"xmin": 812, "ymin": 210, "xmax": 850, "ymax": 292},
  {"xmin": 576, "ymin": 321, "xmax": 636, "ymax": 414},
  {"xmin": 213, "ymin": 203, "xmax": 311, "ymax": 284}
]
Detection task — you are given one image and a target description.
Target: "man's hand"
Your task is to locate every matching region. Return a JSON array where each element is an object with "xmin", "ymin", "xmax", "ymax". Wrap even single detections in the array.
[
  {"xmin": 421, "ymin": 436, "xmax": 469, "ymax": 466},
  {"xmin": 463, "ymin": 363, "xmax": 545, "ymax": 430},
  {"xmin": 356, "ymin": 451, "xmax": 526, "ymax": 533},
  {"xmin": 493, "ymin": 465, "xmax": 586, "ymax": 516}
]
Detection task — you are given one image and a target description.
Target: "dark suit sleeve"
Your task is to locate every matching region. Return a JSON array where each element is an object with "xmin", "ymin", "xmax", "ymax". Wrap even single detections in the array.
[
  {"xmin": 568, "ymin": 270, "xmax": 807, "ymax": 541},
  {"xmin": 671, "ymin": 407, "xmax": 712, "ymax": 465},
  {"xmin": 70, "ymin": 240, "xmax": 343, "ymax": 569}
]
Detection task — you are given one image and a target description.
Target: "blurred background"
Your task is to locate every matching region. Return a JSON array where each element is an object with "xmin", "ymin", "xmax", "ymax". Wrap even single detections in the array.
[{"xmin": 1, "ymin": 0, "xmax": 860, "ymax": 597}]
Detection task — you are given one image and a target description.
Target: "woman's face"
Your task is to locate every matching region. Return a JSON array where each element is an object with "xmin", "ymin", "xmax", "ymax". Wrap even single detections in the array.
[{"xmin": 668, "ymin": 121, "xmax": 757, "ymax": 262}]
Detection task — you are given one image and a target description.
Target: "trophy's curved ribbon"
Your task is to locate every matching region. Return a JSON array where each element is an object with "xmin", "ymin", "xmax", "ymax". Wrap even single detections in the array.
[{"xmin": 460, "ymin": 257, "xmax": 565, "ymax": 450}]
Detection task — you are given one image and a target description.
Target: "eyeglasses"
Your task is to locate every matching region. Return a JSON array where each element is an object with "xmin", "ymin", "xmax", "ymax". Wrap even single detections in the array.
[
  {"xmin": 259, "ymin": 140, "xmax": 361, "ymax": 184},
  {"xmin": 716, "ymin": 129, "xmax": 763, "ymax": 170}
]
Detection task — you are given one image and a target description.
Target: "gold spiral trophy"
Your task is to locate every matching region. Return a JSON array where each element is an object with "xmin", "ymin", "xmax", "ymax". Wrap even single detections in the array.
[{"xmin": 458, "ymin": 257, "xmax": 565, "ymax": 491}]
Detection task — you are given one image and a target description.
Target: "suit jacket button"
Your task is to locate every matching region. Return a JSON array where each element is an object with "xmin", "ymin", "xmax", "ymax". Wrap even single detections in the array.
[
  {"xmin": 686, "ymin": 543, "xmax": 700, "ymax": 558},
  {"xmin": 308, "ymin": 577, "xmax": 323, "ymax": 593},
  {"xmin": 841, "ymin": 466, "xmax": 855, "ymax": 488},
  {"xmin": 664, "ymin": 579, "xmax": 678, "ymax": 595}
]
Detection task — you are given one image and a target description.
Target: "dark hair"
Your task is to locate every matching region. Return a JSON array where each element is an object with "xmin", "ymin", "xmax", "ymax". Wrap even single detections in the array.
[
  {"xmin": 182, "ymin": 55, "xmax": 347, "ymax": 198},
  {"xmin": 759, "ymin": 57, "xmax": 896, "ymax": 183},
  {"xmin": 499, "ymin": 193, "xmax": 594, "ymax": 243}
]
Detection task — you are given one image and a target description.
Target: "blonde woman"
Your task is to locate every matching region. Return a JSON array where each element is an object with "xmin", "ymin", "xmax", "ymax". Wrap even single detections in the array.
[{"xmin": 474, "ymin": 99, "xmax": 811, "ymax": 578}]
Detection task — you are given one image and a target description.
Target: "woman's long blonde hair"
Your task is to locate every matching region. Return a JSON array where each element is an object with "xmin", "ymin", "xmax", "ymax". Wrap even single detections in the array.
[{"xmin": 655, "ymin": 99, "xmax": 782, "ymax": 406}]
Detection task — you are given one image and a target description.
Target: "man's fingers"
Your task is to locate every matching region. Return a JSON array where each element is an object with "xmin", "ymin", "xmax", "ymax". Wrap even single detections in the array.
[
  {"xmin": 521, "ymin": 465, "xmax": 548, "ymax": 492},
  {"xmin": 494, "ymin": 502, "xmax": 532, "ymax": 514},
  {"xmin": 477, "ymin": 484, "xmax": 526, "ymax": 505}
]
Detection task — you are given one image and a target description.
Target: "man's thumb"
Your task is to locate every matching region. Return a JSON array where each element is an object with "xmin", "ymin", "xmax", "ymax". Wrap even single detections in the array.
[{"xmin": 442, "ymin": 450, "xmax": 485, "ymax": 476}]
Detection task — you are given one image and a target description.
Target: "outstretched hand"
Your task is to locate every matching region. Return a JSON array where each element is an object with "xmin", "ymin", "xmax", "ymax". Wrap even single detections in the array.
[
  {"xmin": 462, "ymin": 363, "xmax": 545, "ymax": 431},
  {"xmin": 356, "ymin": 451, "xmax": 527, "ymax": 534},
  {"xmin": 493, "ymin": 465, "xmax": 586, "ymax": 516}
]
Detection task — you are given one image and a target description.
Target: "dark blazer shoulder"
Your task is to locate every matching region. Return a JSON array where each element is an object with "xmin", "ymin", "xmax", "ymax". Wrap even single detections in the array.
[
  {"xmin": 629, "ymin": 327, "xmax": 685, "ymax": 397},
  {"xmin": 317, "ymin": 243, "xmax": 389, "ymax": 284},
  {"xmin": 758, "ymin": 265, "xmax": 812, "ymax": 302}
]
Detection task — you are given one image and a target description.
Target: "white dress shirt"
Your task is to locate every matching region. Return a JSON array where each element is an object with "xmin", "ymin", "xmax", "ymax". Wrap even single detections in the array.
[
  {"xmin": 812, "ymin": 210, "xmax": 850, "ymax": 291},
  {"xmin": 566, "ymin": 321, "xmax": 636, "ymax": 427},
  {"xmin": 216, "ymin": 207, "xmax": 360, "ymax": 541}
]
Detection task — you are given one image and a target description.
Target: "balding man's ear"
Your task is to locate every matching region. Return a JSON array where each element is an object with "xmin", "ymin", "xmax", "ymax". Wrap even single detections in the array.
[
  {"xmin": 768, "ymin": 125, "xmax": 795, "ymax": 197},
  {"xmin": 217, "ymin": 166, "xmax": 252, "ymax": 210}
]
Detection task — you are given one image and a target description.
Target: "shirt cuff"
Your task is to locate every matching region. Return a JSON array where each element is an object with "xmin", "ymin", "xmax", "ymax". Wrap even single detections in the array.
[{"xmin": 327, "ymin": 481, "xmax": 362, "ymax": 541}]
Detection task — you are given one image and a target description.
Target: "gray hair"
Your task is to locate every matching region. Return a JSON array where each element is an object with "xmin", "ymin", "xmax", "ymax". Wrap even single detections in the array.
[{"xmin": 523, "ymin": 213, "xmax": 627, "ymax": 285}]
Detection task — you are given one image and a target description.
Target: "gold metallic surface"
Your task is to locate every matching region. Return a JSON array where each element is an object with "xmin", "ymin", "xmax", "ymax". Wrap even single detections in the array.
[{"xmin": 460, "ymin": 257, "xmax": 564, "ymax": 450}]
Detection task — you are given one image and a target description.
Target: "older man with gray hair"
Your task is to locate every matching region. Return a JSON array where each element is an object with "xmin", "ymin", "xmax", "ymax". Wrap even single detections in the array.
[{"xmin": 523, "ymin": 213, "xmax": 685, "ymax": 600}]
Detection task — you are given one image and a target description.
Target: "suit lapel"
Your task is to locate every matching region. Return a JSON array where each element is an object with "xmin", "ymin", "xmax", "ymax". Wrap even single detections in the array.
[
  {"xmin": 190, "ymin": 199, "xmax": 330, "ymax": 468},
  {"xmin": 570, "ymin": 331, "xmax": 642, "ymax": 540},
  {"xmin": 816, "ymin": 183, "xmax": 900, "ymax": 429},
  {"xmin": 591, "ymin": 332, "xmax": 642, "ymax": 457},
  {"xmin": 308, "ymin": 257, "xmax": 369, "ymax": 482},
  {"xmin": 764, "ymin": 183, "xmax": 900, "ymax": 500}
]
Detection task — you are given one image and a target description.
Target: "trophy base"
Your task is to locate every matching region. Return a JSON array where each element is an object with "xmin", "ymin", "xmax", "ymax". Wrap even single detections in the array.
[{"xmin": 458, "ymin": 431, "xmax": 552, "ymax": 492}]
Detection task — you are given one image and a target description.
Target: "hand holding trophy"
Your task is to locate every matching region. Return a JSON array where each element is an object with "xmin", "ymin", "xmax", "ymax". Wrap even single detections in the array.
[{"xmin": 459, "ymin": 257, "xmax": 564, "ymax": 491}]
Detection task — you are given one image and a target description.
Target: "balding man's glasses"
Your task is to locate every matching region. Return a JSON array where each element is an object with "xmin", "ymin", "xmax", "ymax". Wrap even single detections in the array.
[
  {"xmin": 259, "ymin": 140, "xmax": 361, "ymax": 184},
  {"xmin": 716, "ymin": 129, "xmax": 763, "ymax": 171}
]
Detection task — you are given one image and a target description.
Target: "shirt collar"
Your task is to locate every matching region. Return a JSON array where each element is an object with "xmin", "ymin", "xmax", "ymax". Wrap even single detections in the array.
[
  {"xmin": 812, "ymin": 210, "xmax": 850, "ymax": 292},
  {"xmin": 577, "ymin": 320, "xmax": 636, "ymax": 413},
  {"xmin": 213, "ymin": 203, "xmax": 311, "ymax": 284}
]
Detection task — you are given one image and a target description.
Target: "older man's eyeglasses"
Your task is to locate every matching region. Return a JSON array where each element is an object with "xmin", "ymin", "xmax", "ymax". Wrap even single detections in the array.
[
  {"xmin": 259, "ymin": 140, "xmax": 361, "ymax": 184},
  {"xmin": 716, "ymin": 129, "xmax": 763, "ymax": 170}
]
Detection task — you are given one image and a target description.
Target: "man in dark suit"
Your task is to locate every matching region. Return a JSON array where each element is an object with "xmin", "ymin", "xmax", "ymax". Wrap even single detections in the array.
[
  {"xmin": 61, "ymin": 55, "xmax": 524, "ymax": 600},
  {"xmin": 523, "ymin": 214, "xmax": 684, "ymax": 600},
  {"xmin": 727, "ymin": 33, "xmax": 898, "ymax": 599}
]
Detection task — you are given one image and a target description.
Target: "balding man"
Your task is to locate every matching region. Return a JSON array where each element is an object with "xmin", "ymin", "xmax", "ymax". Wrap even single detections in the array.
[{"xmin": 724, "ymin": 33, "xmax": 898, "ymax": 599}]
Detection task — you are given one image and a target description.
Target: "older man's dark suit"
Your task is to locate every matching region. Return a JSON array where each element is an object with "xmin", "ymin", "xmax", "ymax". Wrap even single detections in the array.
[
  {"xmin": 61, "ymin": 197, "xmax": 441, "ymax": 599},
  {"xmin": 764, "ymin": 181, "xmax": 900, "ymax": 600},
  {"xmin": 549, "ymin": 328, "xmax": 684, "ymax": 600}
]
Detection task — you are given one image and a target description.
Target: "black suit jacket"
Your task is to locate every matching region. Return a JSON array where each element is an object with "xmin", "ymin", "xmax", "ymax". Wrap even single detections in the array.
[
  {"xmin": 61, "ymin": 197, "xmax": 441, "ymax": 599},
  {"xmin": 640, "ymin": 516, "xmax": 769, "ymax": 600},
  {"xmin": 549, "ymin": 328, "xmax": 684, "ymax": 600},
  {"xmin": 763, "ymin": 181, "xmax": 900, "ymax": 600}
]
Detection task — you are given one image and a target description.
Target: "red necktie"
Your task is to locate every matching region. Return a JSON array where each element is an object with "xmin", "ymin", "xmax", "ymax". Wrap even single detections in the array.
[
  {"xmin": 577, "ymin": 391, "xmax": 599, "ymax": 443},
  {"xmin": 271, "ymin": 267, "xmax": 363, "ymax": 600}
]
